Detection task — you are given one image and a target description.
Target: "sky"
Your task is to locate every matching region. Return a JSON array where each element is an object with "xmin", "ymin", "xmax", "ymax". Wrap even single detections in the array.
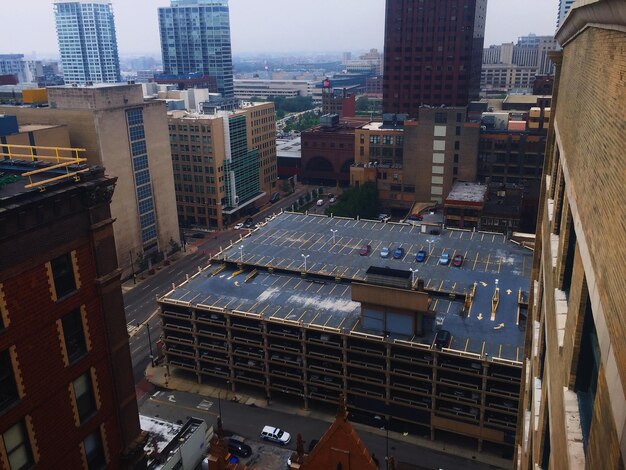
[{"xmin": 1, "ymin": 0, "xmax": 559, "ymax": 59}]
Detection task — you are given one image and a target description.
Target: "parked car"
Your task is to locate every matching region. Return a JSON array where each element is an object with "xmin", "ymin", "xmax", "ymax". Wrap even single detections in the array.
[
  {"xmin": 434, "ymin": 329, "xmax": 452, "ymax": 349},
  {"xmin": 270, "ymin": 192, "xmax": 280, "ymax": 203},
  {"xmin": 359, "ymin": 244, "xmax": 371, "ymax": 256},
  {"xmin": 439, "ymin": 253, "xmax": 451, "ymax": 265},
  {"xmin": 316, "ymin": 199, "xmax": 325, "ymax": 206},
  {"xmin": 380, "ymin": 246, "xmax": 390, "ymax": 258},
  {"xmin": 327, "ymin": 193, "xmax": 335, "ymax": 199},
  {"xmin": 430, "ymin": 229, "xmax": 441, "ymax": 235},
  {"xmin": 243, "ymin": 217, "xmax": 255, "ymax": 228},
  {"xmin": 393, "ymin": 247, "xmax": 405, "ymax": 259},
  {"xmin": 234, "ymin": 223, "xmax": 244, "ymax": 230},
  {"xmin": 407, "ymin": 213, "xmax": 423, "ymax": 221},
  {"xmin": 452, "ymin": 254, "xmax": 464, "ymax": 267},
  {"xmin": 415, "ymin": 250, "xmax": 427, "ymax": 262},
  {"xmin": 329, "ymin": 197, "xmax": 336, "ymax": 204},
  {"xmin": 260, "ymin": 425, "xmax": 291, "ymax": 445},
  {"xmin": 228, "ymin": 438, "xmax": 252, "ymax": 458},
  {"xmin": 378, "ymin": 214, "xmax": 391, "ymax": 222}
]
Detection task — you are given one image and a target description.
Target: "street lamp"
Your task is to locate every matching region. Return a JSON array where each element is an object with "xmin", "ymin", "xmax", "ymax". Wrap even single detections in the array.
[
  {"xmin": 330, "ymin": 229, "xmax": 338, "ymax": 244},
  {"xmin": 301, "ymin": 253, "xmax": 310, "ymax": 272},
  {"xmin": 426, "ymin": 239, "xmax": 436, "ymax": 254},
  {"xmin": 409, "ymin": 268, "xmax": 418, "ymax": 287},
  {"xmin": 139, "ymin": 321, "xmax": 155, "ymax": 367},
  {"xmin": 238, "ymin": 245, "xmax": 244, "ymax": 263}
]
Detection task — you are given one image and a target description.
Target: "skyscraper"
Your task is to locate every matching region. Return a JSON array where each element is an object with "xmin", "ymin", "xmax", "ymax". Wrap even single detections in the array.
[
  {"xmin": 53, "ymin": 0, "xmax": 121, "ymax": 84},
  {"xmin": 556, "ymin": 0, "xmax": 575, "ymax": 29},
  {"xmin": 158, "ymin": 0, "xmax": 234, "ymax": 98},
  {"xmin": 383, "ymin": 0, "xmax": 488, "ymax": 115}
]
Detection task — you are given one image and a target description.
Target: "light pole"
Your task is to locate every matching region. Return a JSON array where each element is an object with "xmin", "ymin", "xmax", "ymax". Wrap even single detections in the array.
[
  {"xmin": 426, "ymin": 239, "xmax": 435, "ymax": 254},
  {"xmin": 139, "ymin": 321, "xmax": 155, "ymax": 367},
  {"xmin": 238, "ymin": 245, "xmax": 244, "ymax": 263},
  {"xmin": 409, "ymin": 268, "xmax": 418, "ymax": 287},
  {"xmin": 301, "ymin": 253, "xmax": 310, "ymax": 272},
  {"xmin": 330, "ymin": 229, "xmax": 337, "ymax": 244}
]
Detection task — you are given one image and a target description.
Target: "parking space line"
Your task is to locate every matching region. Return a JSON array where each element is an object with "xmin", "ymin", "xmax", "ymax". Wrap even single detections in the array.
[
  {"xmin": 449, "ymin": 231, "xmax": 453, "ymax": 238},
  {"xmin": 270, "ymin": 306, "xmax": 282, "ymax": 318},
  {"xmin": 305, "ymin": 282, "xmax": 315, "ymax": 291},
  {"xmin": 481, "ymin": 341, "xmax": 486, "ymax": 356},
  {"xmin": 316, "ymin": 284, "xmax": 325, "ymax": 294},
  {"xmin": 433, "ymin": 299, "xmax": 439, "ymax": 310},
  {"xmin": 337, "ymin": 316, "xmax": 347, "ymax": 329},
  {"xmin": 341, "ymin": 286, "xmax": 350, "ymax": 296},
  {"xmin": 402, "ymin": 244, "xmax": 414, "ymax": 262},
  {"xmin": 297, "ymin": 310, "xmax": 308, "ymax": 322},
  {"xmin": 446, "ymin": 302, "xmax": 452, "ymax": 313},
  {"xmin": 473, "ymin": 252, "xmax": 479, "ymax": 271},
  {"xmin": 492, "ymin": 234, "xmax": 496, "ymax": 243},
  {"xmin": 438, "ymin": 280, "xmax": 444, "ymax": 291},
  {"xmin": 323, "ymin": 315, "xmax": 332, "ymax": 326},
  {"xmin": 497, "ymin": 256, "xmax": 502, "ymax": 273},
  {"xmin": 465, "ymin": 338, "xmax": 470, "ymax": 352},
  {"xmin": 281, "ymin": 278, "xmax": 291, "ymax": 288},
  {"xmin": 485, "ymin": 253, "xmax": 491, "ymax": 272},
  {"xmin": 471, "ymin": 232, "xmax": 475, "ymax": 240},
  {"xmin": 481, "ymin": 233, "xmax": 485, "ymax": 241},
  {"xmin": 310, "ymin": 311, "xmax": 321, "ymax": 324},
  {"xmin": 425, "ymin": 278, "xmax": 432, "ymax": 289}
]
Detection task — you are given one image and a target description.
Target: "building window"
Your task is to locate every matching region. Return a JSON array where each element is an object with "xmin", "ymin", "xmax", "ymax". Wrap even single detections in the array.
[
  {"xmin": 83, "ymin": 429, "xmax": 106, "ymax": 470},
  {"xmin": 73, "ymin": 373, "xmax": 97, "ymax": 424},
  {"xmin": 51, "ymin": 253, "xmax": 76, "ymax": 299},
  {"xmin": 62, "ymin": 310, "xmax": 87, "ymax": 365},
  {"xmin": 435, "ymin": 112, "xmax": 447, "ymax": 124},
  {"xmin": 3, "ymin": 420, "xmax": 34, "ymax": 470},
  {"xmin": 0, "ymin": 349, "xmax": 19, "ymax": 413}
]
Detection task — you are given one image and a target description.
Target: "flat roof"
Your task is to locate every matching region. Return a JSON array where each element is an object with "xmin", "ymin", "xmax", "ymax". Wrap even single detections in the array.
[
  {"xmin": 445, "ymin": 182, "xmax": 488, "ymax": 203},
  {"xmin": 276, "ymin": 137, "xmax": 301, "ymax": 159},
  {"xmin": 162, "ymin": 213, "xmax": 532, "ymax": 362}
]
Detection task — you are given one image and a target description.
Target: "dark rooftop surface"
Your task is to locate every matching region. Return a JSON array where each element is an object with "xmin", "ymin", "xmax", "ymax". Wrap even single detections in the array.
[{"xmin": 162, "ymin": 213, "xmax": 533, "ymax": 362}]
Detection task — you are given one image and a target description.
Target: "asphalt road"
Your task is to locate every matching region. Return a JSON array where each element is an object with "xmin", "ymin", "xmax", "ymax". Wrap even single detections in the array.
[{"xmin": 139, "ymin": 389, "xmax": 502, "ymax": 470}]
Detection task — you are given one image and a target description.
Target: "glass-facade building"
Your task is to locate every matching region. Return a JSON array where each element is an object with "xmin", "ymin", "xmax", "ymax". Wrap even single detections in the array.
[
  {"xmin": 158, "ymin": 0, "xmax": 234, "ymax": 98},
  {"xmin": 126, "ymin": 108, "xmax": 158, "ymax": 251},
  {"xmin": 223, "ymin": 114, "xmax": 260, "ymax": 211},
  {"xmin": 54, "ymin": 0, "xmax": 121, "ymax": 84}
]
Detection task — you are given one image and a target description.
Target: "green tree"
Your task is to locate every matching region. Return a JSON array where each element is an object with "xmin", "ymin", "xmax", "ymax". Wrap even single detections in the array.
[
  {"xmin": 356, "ymin": 96, "xmax": 370, "ymax": 112},
  {"xmin": 325, "ymin": 182, "xmax": 380, "ymax": 219}
]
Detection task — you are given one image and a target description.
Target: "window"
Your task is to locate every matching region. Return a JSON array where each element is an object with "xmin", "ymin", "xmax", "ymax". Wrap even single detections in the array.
[
  {"xmin": 3, "ymin": 420, "xmax": 34, "ymax": 470},
  {"xmin": 51, "ymin": 253, "xmax": 76, "ymax": 299},
  {"xmin": 73, "ymin": 373, "xmax": 97, "ymax": 424},
  {"xmin": 83, "ymin": 429, "xmax": 106, "ymax": 470},
  {"xmin": 62, "ymin": 310, "xmax": 87, "ymax": 365},
  {"xmin": 435, "ymin": 112, "xmax": 447, "ymax": 124}
]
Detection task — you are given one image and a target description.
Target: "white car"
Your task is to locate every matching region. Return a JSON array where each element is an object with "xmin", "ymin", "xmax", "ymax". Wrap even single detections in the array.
[
  {"xmin": 234, "ymin": 223, "xmax": 244, "ymax": 229},
  {"xmin": 260, "ymin": 425, "xmax": 291, "ymax": 445}
]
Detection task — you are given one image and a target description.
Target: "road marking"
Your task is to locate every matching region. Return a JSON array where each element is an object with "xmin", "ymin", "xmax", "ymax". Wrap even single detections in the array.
[{"xmin": 197, "ymin": 400, "xmax": 213, "ymax": 410}]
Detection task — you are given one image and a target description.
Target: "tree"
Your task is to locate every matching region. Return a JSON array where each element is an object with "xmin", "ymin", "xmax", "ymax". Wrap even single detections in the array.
[
  {"xmin": 356, "ymin": 96, "xmax": 370, "ymax": 112},
  {"xmin": 325, "ymin": 182, "xmax": 380, "ymax": 219}
]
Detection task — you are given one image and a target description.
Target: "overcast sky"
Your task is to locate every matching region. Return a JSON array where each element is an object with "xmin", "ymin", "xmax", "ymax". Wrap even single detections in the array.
[{"xmin": 1, "ymin": 0, "xmax": 559, "ymax": 58}]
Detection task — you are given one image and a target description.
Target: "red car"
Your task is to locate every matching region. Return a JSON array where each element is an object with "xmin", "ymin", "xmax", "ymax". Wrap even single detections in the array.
[
  {"xmin": 359, "ymin": 244, "xmax": 371, "ymax": 256},
  {"xmin": 452, "ymin": 254, "xmax": 464, "ymax": 267}
]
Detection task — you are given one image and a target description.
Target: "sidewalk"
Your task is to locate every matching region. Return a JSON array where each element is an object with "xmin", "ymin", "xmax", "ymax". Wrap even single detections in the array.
[
  {"xmin": 121, "ymin": 245, "xmax": 198, "ymax": 294},
  {"xmin": 145, "ymin": 364, "xmax": 512, "ymax": 469}
]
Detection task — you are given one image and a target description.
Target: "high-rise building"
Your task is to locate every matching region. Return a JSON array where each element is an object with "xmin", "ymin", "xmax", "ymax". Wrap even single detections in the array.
[
  {"xmin": 0, "ymin": 84, "xmax": 181, "ymax": 278},
  {"xmin": 0, "ymin": 54, "xmax": 28, "ymax": 83},
  {"xmin": 383, "ymin": 0, "xmax": 488, "ymax": 115},
  {"xmin": 53, "ymin": 0, "xmax": 121, "ymax": 84},
  {"xmin": 168, "ymin": 102, "xmax": 277, "ymax": 229},
  {"xmin": 556, "ymin": 0, "xmax": 575, "ymax": 29},
  {"xmin": 482, "ymin": 34, "xmax": 557, "ymax": 92},
  {"xmin": 158, "ymin": 0, "xmax": 234, "ymax": 98},
  {"xmin": 0, "ymin": 156, "xmax": 145, "ymax": 468},
  {"xmin": 517, "ymin": 1, "xmax": 626, "ymax": 468}
]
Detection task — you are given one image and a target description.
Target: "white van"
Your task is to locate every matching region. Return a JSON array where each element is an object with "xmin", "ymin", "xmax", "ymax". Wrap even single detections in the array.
[
  {"xmin": 316, "ymin": 199, "xmax": 324, "ymax": 206},
  {"xmin": 260, "ymin": 425, "xmax": 291, "ymax": 445}
]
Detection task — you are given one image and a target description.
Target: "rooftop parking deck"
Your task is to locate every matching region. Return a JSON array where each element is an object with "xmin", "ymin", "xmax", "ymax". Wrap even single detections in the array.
[{"xmin": 162, "ymin": 212, "xmax": 533, "ymax": 362}]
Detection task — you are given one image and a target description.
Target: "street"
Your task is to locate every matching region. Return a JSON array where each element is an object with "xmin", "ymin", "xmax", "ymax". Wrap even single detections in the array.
[{"xmin": 139, "ymin": 389, "xmax": 502, "ymax": 470}]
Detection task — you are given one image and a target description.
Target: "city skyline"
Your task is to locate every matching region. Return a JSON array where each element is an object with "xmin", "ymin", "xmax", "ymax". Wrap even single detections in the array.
[{"xmin": 2, "ymin": 0, "xmax": 559, "ymax": 59}]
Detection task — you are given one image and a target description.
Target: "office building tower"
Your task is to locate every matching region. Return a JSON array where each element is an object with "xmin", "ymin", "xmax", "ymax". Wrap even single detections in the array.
[
  {"xmin": 0, "ymin": 155, "xmax": 145, "ymax": 468},
  {"xmin": 53, "ymin": 0, "xmax": 121, "ymax": 84},
  {"xmin": 556, "ymin": 0, "xmax": 576, "ymax": 29},
  {"xmin": 158, "ymin": 0, "xmax": 234, "ymax": 98},
  {"xmin": 482, "ymin": 34, "xmax": 557, "ymax": 92},
  {"xmin": 517, "ymin": 1, "xmax": 626, "ymax": 468},
  {"xmin": 383, "ymin": 0, "xmax": 488, "ymax": 115},
  {"xmin": 0, "ymin": 55, "xmax": 28, "ymax": 83},
  {"xmin": 0, "ymin": 84, "xmax": 181, "ymax": 278},
  {"xmin": 168, "ymin": 102, "xmax": 277, "ymax": 229}
]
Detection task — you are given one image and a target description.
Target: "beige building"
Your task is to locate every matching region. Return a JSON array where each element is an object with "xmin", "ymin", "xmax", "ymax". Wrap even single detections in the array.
[
  {"xmin": 517, "ymin": 1, "xmax": 626, "ymax": 469},
  {"xmin": 168, "ymin": 101, "xmax": 276, "ymax": 230},
  {"xmin": 0, "ymin": 84, "xmax": 180, "ymax": 276},
  {"xmin": 351, "ymin": 108, "xmax": 479, "ymax": 210}
]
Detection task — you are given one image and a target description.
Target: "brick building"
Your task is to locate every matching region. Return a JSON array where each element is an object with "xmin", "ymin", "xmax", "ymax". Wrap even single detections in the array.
[
  {"xmin": 383, "ymin": 0, "xmax": 487, "ymax": 115},
  {"xmin": 301, "ymin": 115, "xmax": 370, "ymax": 186},
  {"xmin": 517, "ymin": 1, "xmax": 626, "ymax": 468},
  {"xmin": 0, "ymin": 84, "xmax": 181, "ymax": 279},
  {"xmin": 0, "ymin": 157, "xmax": 145, "ymax": 468}
]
